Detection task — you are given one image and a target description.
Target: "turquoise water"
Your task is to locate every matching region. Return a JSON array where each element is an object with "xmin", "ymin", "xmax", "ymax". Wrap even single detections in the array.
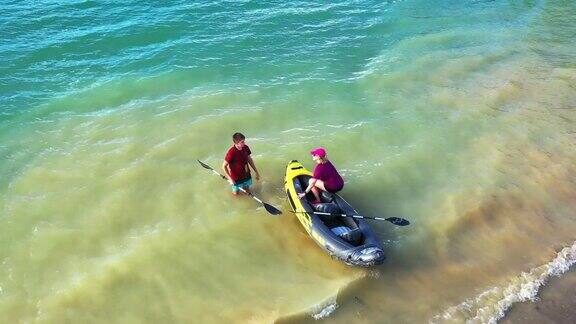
[{"xmin": 1, "ymin": 0, "xmax": 576, "ymax": 323}]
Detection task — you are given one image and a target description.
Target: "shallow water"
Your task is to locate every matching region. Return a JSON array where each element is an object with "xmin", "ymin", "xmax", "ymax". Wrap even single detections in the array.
[{"xmin": 1, "ymin": 0, "xmax": 575, "ymax": 323}]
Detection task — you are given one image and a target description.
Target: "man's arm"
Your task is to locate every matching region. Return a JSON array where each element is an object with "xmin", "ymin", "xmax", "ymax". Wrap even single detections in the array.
[
  {"xmin": 222, "ymin": 161, "xmax": 235, "ymax": 184},
  {"xmin": 247, "ymin": 156, "xmax": 260, "ymax": 181}
]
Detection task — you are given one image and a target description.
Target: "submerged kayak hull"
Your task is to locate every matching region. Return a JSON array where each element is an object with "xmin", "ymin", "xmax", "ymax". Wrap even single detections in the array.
[{"xmin": 284, "ymin": 160, "xmax": 385, "ymax": 266}]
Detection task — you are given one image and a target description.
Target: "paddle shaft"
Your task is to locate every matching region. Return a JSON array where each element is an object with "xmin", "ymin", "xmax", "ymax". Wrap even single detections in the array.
[
  {"xmin": 296, "ymin": 210, "xmax": 386, "ymax": 221},
  {"xmin": 312, "ymin": 211, "xmax": 387, "ymax": 221},
  {"xmin": 292, "ymin": 210, "xmax": 409, "ymax": 225}
]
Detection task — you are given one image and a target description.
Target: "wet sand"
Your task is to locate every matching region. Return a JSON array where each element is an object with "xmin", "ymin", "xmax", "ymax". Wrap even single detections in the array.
[{"xmin": 501, "ymin": 268, "xmax": 576, "ymax": 324}]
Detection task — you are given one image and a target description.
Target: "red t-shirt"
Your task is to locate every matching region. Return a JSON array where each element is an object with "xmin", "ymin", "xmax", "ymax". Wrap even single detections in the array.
[{"xmin": 225, "ymin": 145, "xmax": 252, "ymax": 181}]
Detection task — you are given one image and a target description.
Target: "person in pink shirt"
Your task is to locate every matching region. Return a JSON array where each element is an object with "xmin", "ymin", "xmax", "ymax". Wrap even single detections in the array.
[{"xmin": 298, "ymin": 147, "xmax": 344, "ymax": 204}]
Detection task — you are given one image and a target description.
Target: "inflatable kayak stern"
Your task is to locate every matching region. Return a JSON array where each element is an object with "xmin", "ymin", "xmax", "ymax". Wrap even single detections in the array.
[{"xmin": 348, "ymin": 247, "xmax": 386, "ymax": 266}]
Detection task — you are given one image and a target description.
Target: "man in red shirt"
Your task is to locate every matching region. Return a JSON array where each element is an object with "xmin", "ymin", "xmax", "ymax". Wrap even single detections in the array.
[{"xmin": 222, "ymin": 132, "xmax": 261, "ymax": 195}]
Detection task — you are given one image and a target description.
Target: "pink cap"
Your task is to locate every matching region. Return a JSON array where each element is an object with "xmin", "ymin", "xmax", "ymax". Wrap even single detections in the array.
[{"xmin": 310, "ymin": 147, "xmax": 326, "ymax": 158}]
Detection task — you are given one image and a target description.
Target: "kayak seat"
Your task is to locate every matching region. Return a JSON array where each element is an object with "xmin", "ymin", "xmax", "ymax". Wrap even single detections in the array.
[
  {"xmin": 331, "ymin": 226, "xmax": 362, "ymax": 244},
  {"xmin": 320, "ymin": 191, "xmax": 334, "ymax": 203},
  {"xmin": 313, "ymin": 202, "xmax": 341, "ymax": 214},
  {"xmin": 342, "ymin": 228, "xmax": 362, "ymax": 243}
]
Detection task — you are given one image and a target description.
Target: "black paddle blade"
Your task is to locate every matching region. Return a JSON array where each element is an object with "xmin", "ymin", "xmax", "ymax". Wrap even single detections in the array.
[
  {"xmin": 197, "ymin": 160, "xmax": 212, "ymax": 170},
  {"xmin": 385, "ymin": 217, "xmax": 410, "ymax": 226},
  {"xmin": 263, "ymin": 203, "xmax": 282, "ymax": 215}
]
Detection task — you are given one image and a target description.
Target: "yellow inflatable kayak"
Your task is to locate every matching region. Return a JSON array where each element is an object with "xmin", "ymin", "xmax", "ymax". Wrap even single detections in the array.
[{"xmin": 284, "ymin": 160, "xmax": 385, "ymax": 266}]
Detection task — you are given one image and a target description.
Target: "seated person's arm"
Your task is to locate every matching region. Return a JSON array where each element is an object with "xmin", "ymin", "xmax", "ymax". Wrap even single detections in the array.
[{"xmin": 298, "ymin": 178, "xmax": 317, "ymax": 197}]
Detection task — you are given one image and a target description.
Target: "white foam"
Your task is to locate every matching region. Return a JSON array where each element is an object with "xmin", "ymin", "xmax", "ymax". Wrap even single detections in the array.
[
  {"xmin": 431, "ymin": 241, "xmax": 576, "ymax": 324},
  {"xmin": 311, "ymin": 302, "xmax": 338, "ymax": 320}
]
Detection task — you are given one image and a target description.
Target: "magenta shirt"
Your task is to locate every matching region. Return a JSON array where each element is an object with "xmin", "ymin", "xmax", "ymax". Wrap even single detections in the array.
[{"xmin": 313, "ymin": 160, "xmax": 344, "ymax": 192}]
